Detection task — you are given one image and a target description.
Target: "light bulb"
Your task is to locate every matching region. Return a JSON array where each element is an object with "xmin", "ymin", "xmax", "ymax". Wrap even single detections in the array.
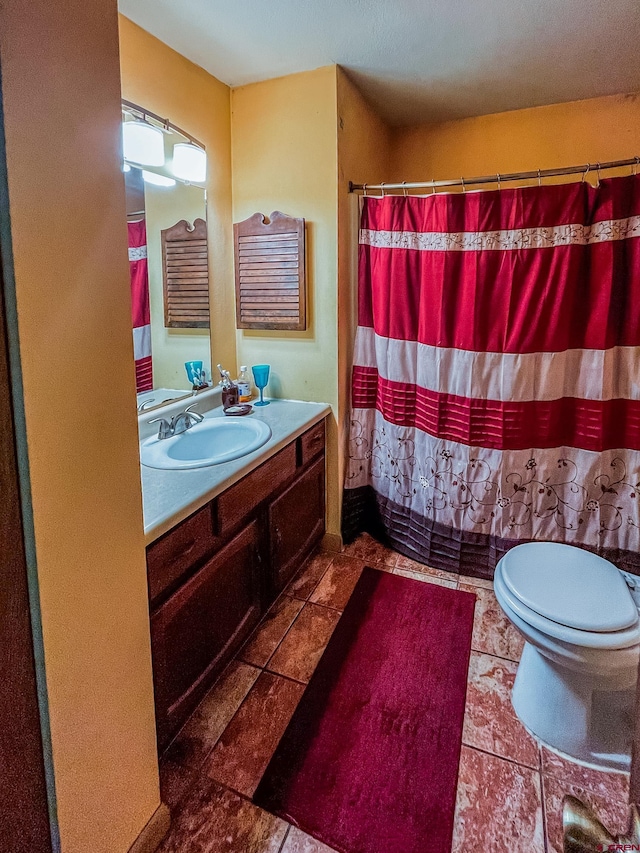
[
  {"xmin": 122, "ymin": 120, "xmax": 165, "ymax": 167},
  {"xmin": 172, "ymin": 143, "xmax": 206, "ymax": 183}
]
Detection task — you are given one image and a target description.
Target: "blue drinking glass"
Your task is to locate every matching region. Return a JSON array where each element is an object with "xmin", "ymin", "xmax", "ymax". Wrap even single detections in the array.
[{"xmin": 251, "ymin": 364, "xmax": 270, "ymax": 406}]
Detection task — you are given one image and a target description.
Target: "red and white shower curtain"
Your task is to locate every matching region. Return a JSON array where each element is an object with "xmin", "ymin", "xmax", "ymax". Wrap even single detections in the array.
[
  {"xmin": 343, "ymin": 175, "xmax": 640, "ymax": 577},
  {"xmin": 127, "ymin": 219, "xmax": 152, "ymax": 393}
]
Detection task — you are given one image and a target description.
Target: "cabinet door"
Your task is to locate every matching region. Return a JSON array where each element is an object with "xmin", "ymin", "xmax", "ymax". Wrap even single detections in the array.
[
  {"xmin": 147, "ymin": 502, "xmax": 219, "ymax": 607},
  {"xmin": 151, "ymin": 521, "xmax": 262, "ymax": 750},
  {"xmin": 269, "ymin": 455, "xmax": 325, "ymax": 594}
]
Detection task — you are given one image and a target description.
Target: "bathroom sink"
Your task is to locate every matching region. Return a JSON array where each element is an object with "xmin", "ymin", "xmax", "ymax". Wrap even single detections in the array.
[{"xmin": 140, "ymin": 416, "xmax": 272, "ymax": 470}]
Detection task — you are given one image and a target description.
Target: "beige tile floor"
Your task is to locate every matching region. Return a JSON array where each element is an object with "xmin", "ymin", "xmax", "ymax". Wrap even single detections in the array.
[{"xmin": 158, "ymin": 533, "xmax": 631, "ymax": 853}]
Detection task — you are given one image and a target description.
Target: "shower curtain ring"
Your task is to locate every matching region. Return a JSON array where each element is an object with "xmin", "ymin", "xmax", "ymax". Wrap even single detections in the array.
[
  {"xmin": 402, "ymin": 181, "xmax": 407, "ymax": 197},
  {"xmin": 496, "ymin": 173, "xmax": 501, "ymax": 190},
  {"xmin": 431, "ymin": 178, "xmax": 436, "ymax": 195},
  {"xmin": 461, "ymin": 177, "xmax": 466, "ymax": 193},
  {"xmin": 634, "ymin": 157, "xmax": 640, "ymax": 176},
  {"xmin": 363, "ymin": 183, "xmax": 368, "ymax": 197},
  {"xmin": 581, "ymin": 165, "xmax": 589, "ymax": 183},
  {"xmin": 596, "ymin": 163, "xmax": 602, "ymax": 187},
  {"xmin": 380, "ymin": 182, "xmax": 386, "ymax": 197},
  {"xmin": 537, "ymin": 169, "xmax": 542, "ymax": 187}
]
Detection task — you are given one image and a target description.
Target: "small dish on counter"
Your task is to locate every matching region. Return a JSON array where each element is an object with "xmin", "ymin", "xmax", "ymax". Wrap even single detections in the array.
[{"xmin": 223, "ymin": 404, "xmax": 253, "ymax": 416}]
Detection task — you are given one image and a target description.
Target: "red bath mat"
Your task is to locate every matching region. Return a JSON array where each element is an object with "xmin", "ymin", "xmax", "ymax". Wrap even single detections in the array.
[{"xmin": 254, "ymin": 567, "xmax": 476, "ymax": 853}]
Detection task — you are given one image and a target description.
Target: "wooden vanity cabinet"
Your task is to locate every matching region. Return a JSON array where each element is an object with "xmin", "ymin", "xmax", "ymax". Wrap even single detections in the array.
[{"xmin": 147, "ymin": 417, "xmax": 326, "ymax": 751}]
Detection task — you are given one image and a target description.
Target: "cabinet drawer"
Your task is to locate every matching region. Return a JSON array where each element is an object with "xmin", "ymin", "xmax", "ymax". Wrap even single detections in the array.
[
  {"xmin": 147, "ymin": 503, "xmax": 217, "ymax": 606},
  {"xmin": 299, "ymin": 420, "xmax": 325, "ymax": 467},
  {"xmin": 216, "ymin": 442, "xmax": 296, "ymax": 535}
]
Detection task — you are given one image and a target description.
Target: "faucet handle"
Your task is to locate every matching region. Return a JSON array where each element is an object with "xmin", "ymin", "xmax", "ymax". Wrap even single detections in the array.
[
  {"xmin": 184, "ymin": 403, "xmax": 204, "ymax": 423},
  {"xmin": 148, "ymin": 417, "xmax": 173, "ymax": 440}
]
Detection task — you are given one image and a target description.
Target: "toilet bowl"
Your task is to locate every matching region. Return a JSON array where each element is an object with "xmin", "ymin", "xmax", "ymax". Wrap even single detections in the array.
[{"xmin": 493, "ymin": 541, "xmax": 640, "ymax": 771}]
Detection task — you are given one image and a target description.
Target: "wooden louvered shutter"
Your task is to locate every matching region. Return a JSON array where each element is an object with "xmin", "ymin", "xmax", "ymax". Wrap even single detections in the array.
[
  {"xmin": 234, "ymin": 211, "xmax": 306, "ymax": 330},
  {"xmin": 161, "ymin": 218, "xmax": 209, "ymax": 328}
]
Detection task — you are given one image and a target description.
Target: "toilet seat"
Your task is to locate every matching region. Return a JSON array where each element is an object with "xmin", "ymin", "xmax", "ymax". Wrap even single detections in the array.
[
  {"xmin": 495, "ymin": 560, "xmax": 640, "ymax": 650},
  {"xmin": 500, "ymin": 542, "xmax": 638, "ymax": 632}
]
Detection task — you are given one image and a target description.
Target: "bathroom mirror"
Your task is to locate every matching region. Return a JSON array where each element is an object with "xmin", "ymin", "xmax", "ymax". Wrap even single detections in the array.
[{"xmin": 123, "ymin": 106, "xmax": 210, "ymax": 414}]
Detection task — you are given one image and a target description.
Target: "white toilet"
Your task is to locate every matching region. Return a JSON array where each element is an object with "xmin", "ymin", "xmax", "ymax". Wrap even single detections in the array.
[{"xmin": 493, "ymin": 541, "xmax": 640, "ymax": 771}]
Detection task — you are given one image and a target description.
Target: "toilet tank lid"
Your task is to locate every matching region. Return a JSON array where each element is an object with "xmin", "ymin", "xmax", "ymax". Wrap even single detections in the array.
[{"xmin": 501, "ymin": 542, "xmax": 638, "ymax": 632}]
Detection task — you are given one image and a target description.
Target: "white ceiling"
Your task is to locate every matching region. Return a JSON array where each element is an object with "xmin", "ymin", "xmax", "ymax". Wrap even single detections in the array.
[{"xmin": 118, "ymin": 0, "xmax": 640, "ymax": 126}]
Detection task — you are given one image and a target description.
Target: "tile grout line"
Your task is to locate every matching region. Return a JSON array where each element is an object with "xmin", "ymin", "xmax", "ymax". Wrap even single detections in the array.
[
  {"xmin": 277, "ymin": 823, "xmax": 292, "ymax": 853},
  {"xmin": 539, "ymin": 764, "xmax": 630, "ymax": 792},
  {"xmin": 462, "ymin": 741, "xmax": 545, "ymax": 774},
  {"xmin": 469, "ymin": 643, "xmax": 522, "ymax": 664},
  {"xmin": 540, "ymin": 772, "xmax": 551, "ymax": 853},
  {"xmin": 238, "ymin": 602, "xmax": 305, "ymax": 669},
  {"xmin": 242, "ymin": 588, "xmax": 298, "ymax": 645},
  {"xmin": 305, "ymin": 598, "xmax": 344, "ymax": 614},
  {"xmin": 538, "ymin": 736, "xmax": 548, "ymax": 853},
  {"xmin": 260, "ymin": 601, "xmax": 311, "ymax": 673},
  {"xmin": 262, "ymin": 667, "xmax": 309, "ymax": 687}
]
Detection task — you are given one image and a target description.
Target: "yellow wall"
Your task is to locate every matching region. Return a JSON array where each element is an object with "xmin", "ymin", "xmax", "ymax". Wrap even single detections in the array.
[
  {"xmin": 143, "ymin": 179, "xmax": 209, "ymax": 389},
  {"xmin": 392, "ymin": 92, "xmax": 640, "ymax": 182},
  {"xmin": 119, "ymin": 15, "xmax": 237, "ymax": 378},
  {"xmin": 231, "ymin": 66, "xmax": 342, "ymax": 536},
  {"xmin": 0, "ymin": 1, "xmax": 160, "ymax": 851},
  {"xmin": 336, "ymin": 69, "xmax": 392, "ymax": 517}
]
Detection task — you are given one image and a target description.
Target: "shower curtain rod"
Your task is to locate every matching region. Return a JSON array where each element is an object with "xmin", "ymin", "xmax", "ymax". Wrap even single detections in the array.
[{"xmin": 348, "ymin": 156, "xmax": 640, "ymax": 194}]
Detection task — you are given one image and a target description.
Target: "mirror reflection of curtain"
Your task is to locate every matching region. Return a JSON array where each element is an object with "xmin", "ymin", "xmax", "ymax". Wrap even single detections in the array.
[{"xmin": 127, "ymin": 219, "xmax": 152, "ymax": 392}]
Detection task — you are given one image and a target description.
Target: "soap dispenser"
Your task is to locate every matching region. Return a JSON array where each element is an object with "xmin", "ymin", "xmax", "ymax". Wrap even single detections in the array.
[{"xmin": 217, "ymin": 364, "xmax": 239, "ymax": 410}]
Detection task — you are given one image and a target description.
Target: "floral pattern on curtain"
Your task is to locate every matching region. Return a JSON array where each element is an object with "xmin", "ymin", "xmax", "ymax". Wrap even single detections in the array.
[{"xmin": 343, "ymin": 175, "xmax": 640, "ymax": 578}]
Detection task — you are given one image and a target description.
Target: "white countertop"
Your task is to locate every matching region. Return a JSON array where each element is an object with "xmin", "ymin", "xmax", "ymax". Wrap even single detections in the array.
[{"xmin": 140, "ymin": 398, "xmax": 331, "ymax": 544}]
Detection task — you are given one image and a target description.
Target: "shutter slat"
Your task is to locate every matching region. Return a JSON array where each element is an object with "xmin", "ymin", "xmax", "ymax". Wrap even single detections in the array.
[
  {"xmin": 238, "ymin": 253, "xmax": 299, "ymax": 263},
  {"xmin": 238, "ymin": 232, "xmax": 297, "ymax": 243}
]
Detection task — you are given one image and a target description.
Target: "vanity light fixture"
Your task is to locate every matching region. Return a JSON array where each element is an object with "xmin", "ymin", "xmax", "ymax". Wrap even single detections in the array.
[
  {"xmin": 122, "ymin": 119, "xmax": 165, "ymax": 167},
  {"xmin": 121, "ymin": 99, "xmax": 207, "ymax": 183},
  {"xmin": 172, "ymin": 142, "xmax": 206, "ymax": 183},
  {"xmin": 142, "ymin": 170, "xmax": 176, "ymax": 188}
]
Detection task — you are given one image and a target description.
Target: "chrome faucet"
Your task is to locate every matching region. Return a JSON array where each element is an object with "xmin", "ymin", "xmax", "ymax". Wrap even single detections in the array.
[
  {"xmin": 148, "ymin": 404, "xmax": 204, "ymax": 440},
  {"xmin": 171, "ymin": 404, "xmax": 204, "ymax": 435},
  {"xmin": 148, "ymin": 416, "xmax": 173, "ymax": 440}
]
